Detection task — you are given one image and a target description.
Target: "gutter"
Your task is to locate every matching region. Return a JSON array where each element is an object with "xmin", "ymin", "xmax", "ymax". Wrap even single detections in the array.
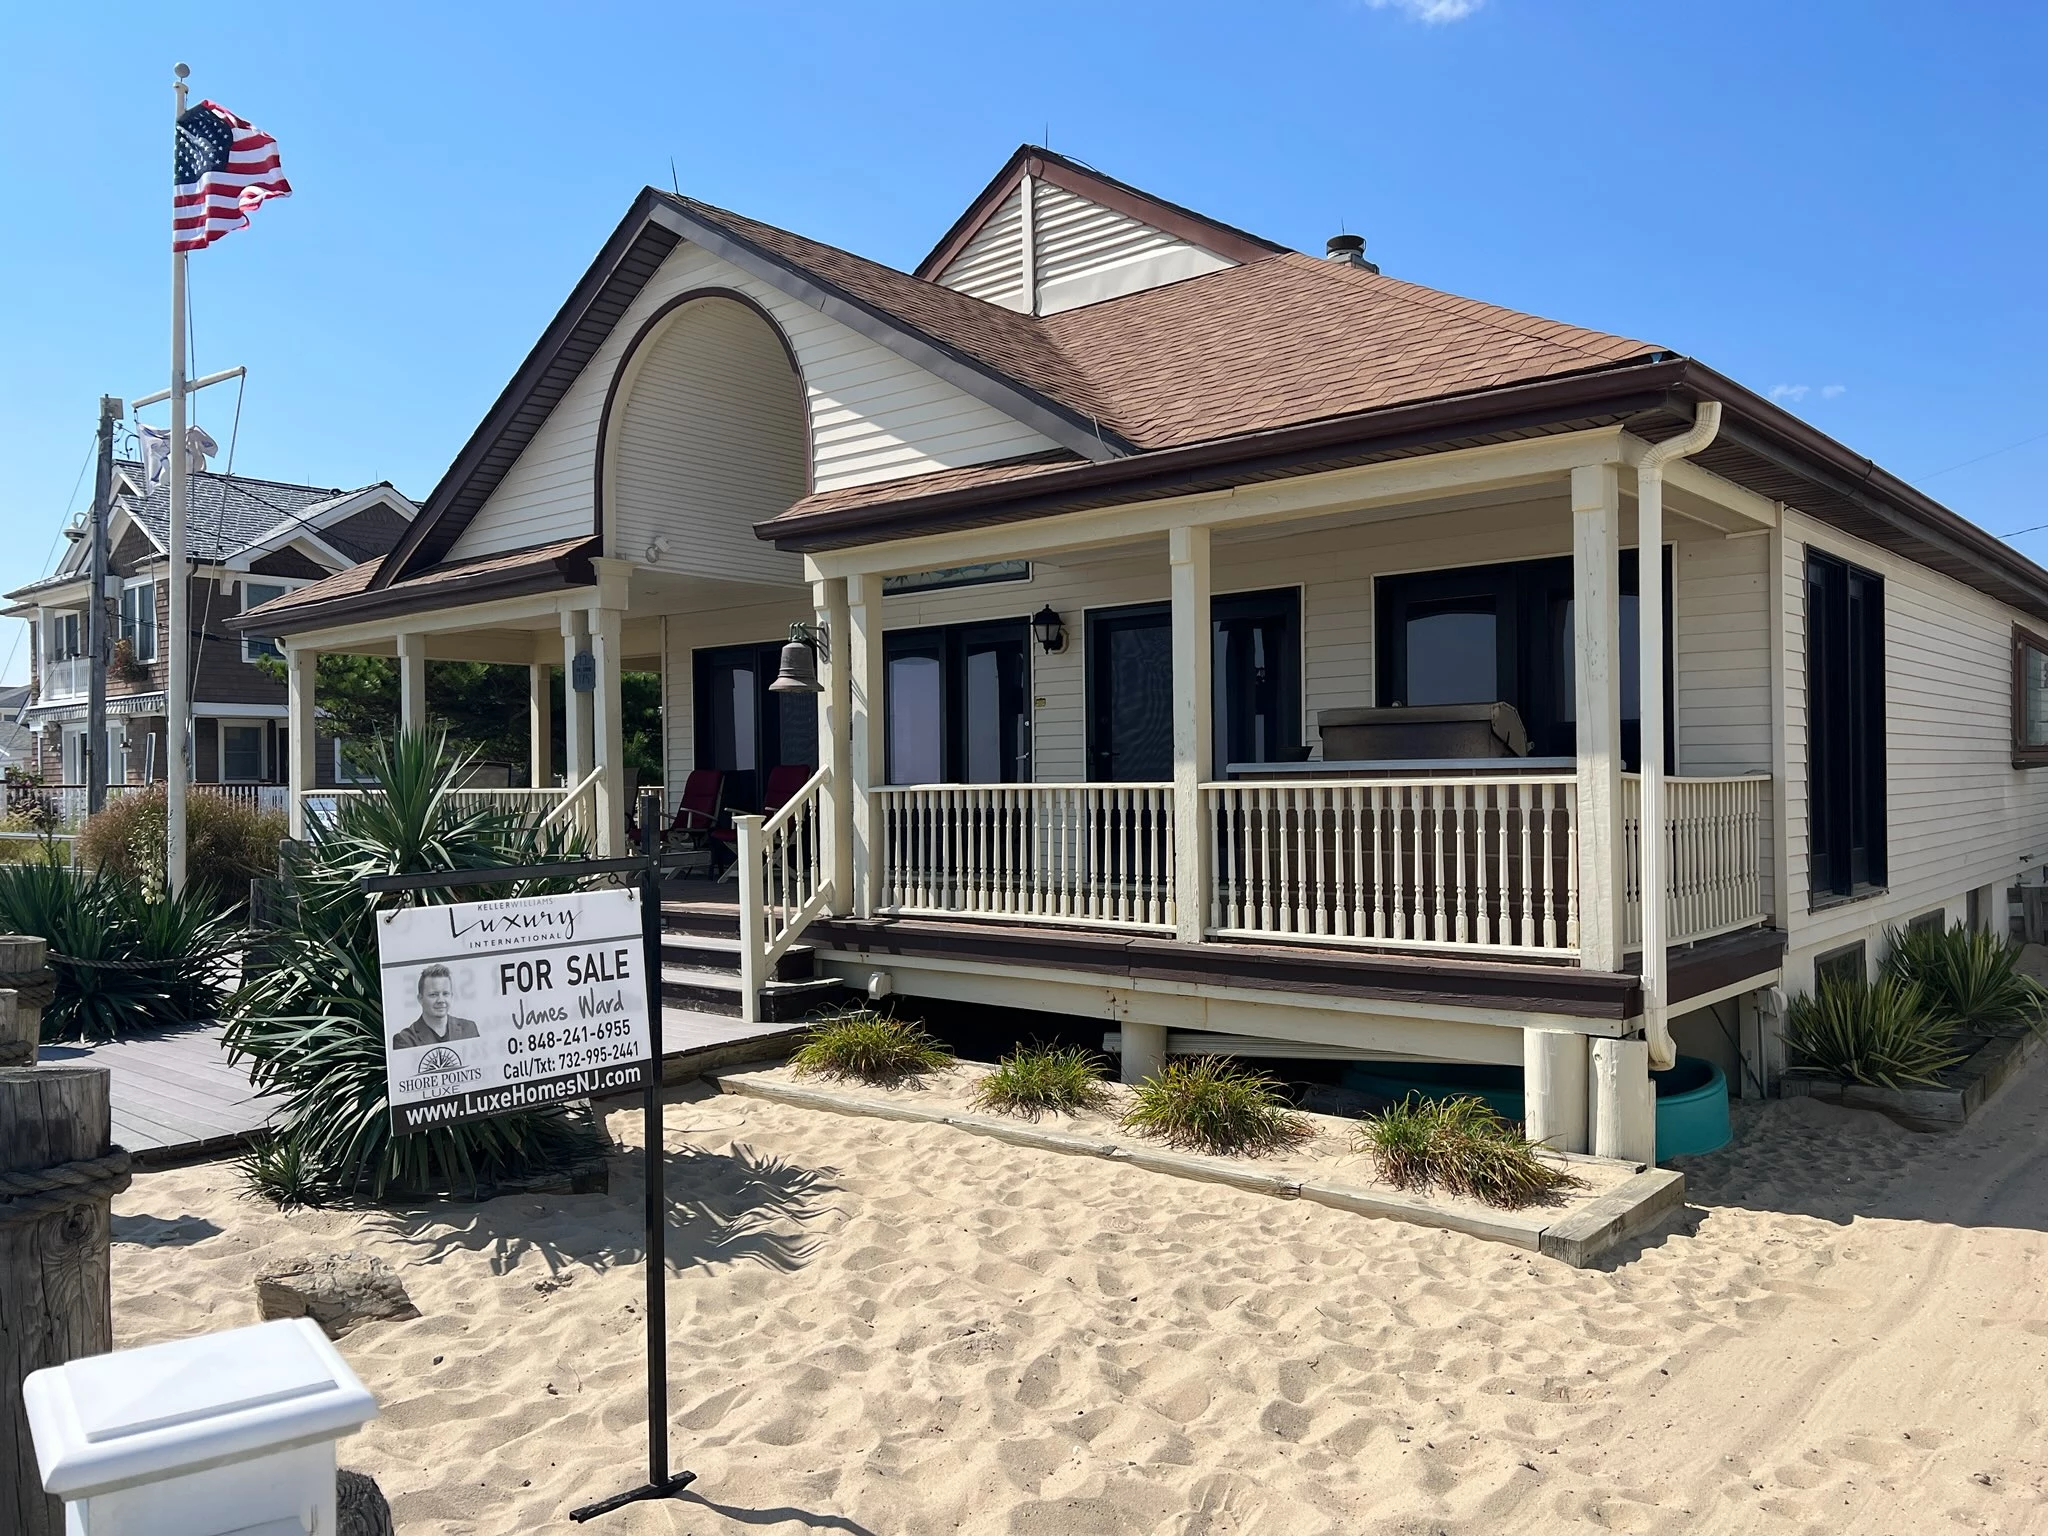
[{"xmin": 1630, "ymin": 402, "xmax": 1723, "ymax": 1071}]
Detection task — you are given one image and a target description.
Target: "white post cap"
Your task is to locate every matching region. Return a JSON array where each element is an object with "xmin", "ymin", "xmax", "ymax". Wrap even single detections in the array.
[{"xmin": 24, "ymin": 1317, "xmax": 379, "ymax": 1500}]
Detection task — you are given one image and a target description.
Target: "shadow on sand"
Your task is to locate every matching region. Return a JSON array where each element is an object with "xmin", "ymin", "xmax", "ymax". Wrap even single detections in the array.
[
  {"xmin": 374, "ymin": 1136, "xmax": 843, "ymax": 1283},
  {"xmin": 675, "ymin": 1491, "xmax": 877, "ymax": 1534},
  {"xmin": 1661, "ymin": 1050, "xmax": 2048, "ymax": 1235}
]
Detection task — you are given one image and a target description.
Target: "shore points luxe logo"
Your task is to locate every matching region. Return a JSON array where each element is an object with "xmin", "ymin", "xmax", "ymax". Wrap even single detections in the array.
[{"xmin": 418, "ymin": 1046, "xmax": 463, "ymax": 1074}]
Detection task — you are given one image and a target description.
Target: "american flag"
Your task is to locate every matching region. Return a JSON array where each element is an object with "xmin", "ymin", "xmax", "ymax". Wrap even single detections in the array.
[{"xmin": 173, "ymin": 100, "xmax": 290, "ymax": 253}]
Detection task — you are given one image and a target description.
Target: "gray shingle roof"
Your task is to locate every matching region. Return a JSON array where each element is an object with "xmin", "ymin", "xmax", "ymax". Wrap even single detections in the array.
[{"xmin": 110, "ymin": 461, "xmax": 383, "ymax": 563}]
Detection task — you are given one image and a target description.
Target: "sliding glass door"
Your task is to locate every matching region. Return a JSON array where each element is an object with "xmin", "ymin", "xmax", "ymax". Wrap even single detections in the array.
[
  {"xmin": 882, "ymin": 620, "xmax": 1031, "ymax": 784},
  {"xmin": 693, "ymin": 642, "xmax": 817, "ymax": 813}
]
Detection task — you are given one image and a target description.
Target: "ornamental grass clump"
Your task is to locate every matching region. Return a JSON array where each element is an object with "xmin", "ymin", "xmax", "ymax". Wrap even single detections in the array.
[
  {"xmin": 789, "ymin": 1010, "xmax": 954, "ymax": 1084},
  {"xmin": 1119, "ymin": 1055, "xmax": 1312, "ymax": 1157},
  {"xmin": 1358, "ymin": 1094, "xmax": 1582, "ymax": 1208},
  {"xmin": 970, "ymin": 1043, "xmax": 1115, "ymax": 1117},
  {"xmin": 0, "ymin": 859, "xmax": 236, "ymax": 1040},
  {"xmin": 1882, "ymin": 920, "xmax": 2046, "ymax": 1036},
  {"xmin": 224, "ymin": 728, "xmax": 598, "ymax": 1204},
  {"xmin": 1784, "ymin": 973, "xmax": 1966, "ymax": 1090}
]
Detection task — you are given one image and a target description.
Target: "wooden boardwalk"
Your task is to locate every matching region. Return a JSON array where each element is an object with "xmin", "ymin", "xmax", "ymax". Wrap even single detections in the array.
[
  {"xmin": 38, "ymin": 1005, "xmax": 795, "ymax": 1161},
  {"xmin": 37, "ymin": 1023, "xmax": 282, "ymax": 1161}
]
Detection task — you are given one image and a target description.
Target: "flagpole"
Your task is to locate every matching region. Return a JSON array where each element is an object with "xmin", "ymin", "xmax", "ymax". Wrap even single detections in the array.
[{"xmin": 166, "ymin": 61, "xmax": 191, "ymax": 894}]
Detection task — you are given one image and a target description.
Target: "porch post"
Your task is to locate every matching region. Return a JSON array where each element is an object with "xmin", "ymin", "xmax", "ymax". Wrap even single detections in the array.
[
  {"xmin": 1522, "ymin": 1028, "xmax": 1588, "ymax": 1153},
  {"xmin": 590, "ymin": 605, "xmax": 626, "ymax": 857},
  {"xmin": 847, "ymin": 571, "xmax": 885, "ymax": 918},
  {"xmin": 816, "ymin": 576, "xmax": 855, "ymax": 915},
  {"xmin": 528, "ymin": 634, "xmax": 553, "ymax": 789},
  {"xmin": 560, "ymin": 608, "xmax": 591, "ymax": 788},
  {"xmin": 285, "ymin": 643, "xmax": 316, "ymax": 839},
  {"xmin": 1169, "ymin": 525, "xmax": 1212, "ymax": 945},
  {"xmin": 397, "ymin": 632, "xmax": 427, "ymax": 735},
  {"xmin": 1590, "ymin": 1037, "xmax": 1656, "ymax": 1164},
  {"xmin": 1570, "ymin": 462, "xmax": 1625, "ymax": 970}
]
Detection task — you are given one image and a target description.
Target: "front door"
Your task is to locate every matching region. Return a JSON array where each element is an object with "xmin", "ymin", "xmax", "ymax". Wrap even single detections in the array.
[
  {"xmin": 882, "ymin": 620, "xmax": 1031, "ymax": 783},
  {"xmin": 693, "ymin": 642, "xmax": 817, "ymax": 813}
]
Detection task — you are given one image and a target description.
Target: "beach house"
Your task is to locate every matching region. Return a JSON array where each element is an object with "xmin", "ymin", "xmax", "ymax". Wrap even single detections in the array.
[
  {"xmin": 5, "ymin": 458, "xmax": 415, "ymax": 816},
  {"xmin": 233, "ymin": 147, "xmax": 2048, "ymax": 1160}
]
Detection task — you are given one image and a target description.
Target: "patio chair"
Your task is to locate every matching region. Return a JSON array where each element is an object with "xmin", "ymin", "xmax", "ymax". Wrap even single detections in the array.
[
  {"xmin": 713, "ymin": 763, "xmax": 813, "ymax": 881},
  {"xmin": 662, "ymin": 768, "xmax": 725, "ymax": 877}
]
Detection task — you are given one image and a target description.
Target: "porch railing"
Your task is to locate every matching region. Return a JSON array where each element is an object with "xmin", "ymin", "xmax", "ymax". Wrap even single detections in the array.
[
  {"xmin": 1203, "ymin": 776, "xmax": 1581, "ymax": 959},
  {"xmin": 1622, "ymin": 773, "xmax": 1770, "ymax": 947},
  {"xmin": 11, "ymin": 781, "xmax": 289, "ymax": 829},
  {"xmin": 872, "ymin": 783, "xmax": 1177, "ymax": 931},
  {"xmin": 736, "ymin": 765, "xmax": 833, "ymax": 1021}
]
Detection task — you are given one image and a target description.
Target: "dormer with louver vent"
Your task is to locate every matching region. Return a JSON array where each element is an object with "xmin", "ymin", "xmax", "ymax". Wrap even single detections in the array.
[{"xmin": 918, "ymin": 147, "xmax": 1287, "ymax": 316}]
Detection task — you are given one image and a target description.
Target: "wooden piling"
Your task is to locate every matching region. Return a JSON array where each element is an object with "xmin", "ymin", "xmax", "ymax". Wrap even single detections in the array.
[
  {"xmin": 0, "ymin": 935, "xmax": 49, "ymax": 1068},
  {"xmin": 1, "ymin": 1066, "xmax": 128, "ymax": 1536}
]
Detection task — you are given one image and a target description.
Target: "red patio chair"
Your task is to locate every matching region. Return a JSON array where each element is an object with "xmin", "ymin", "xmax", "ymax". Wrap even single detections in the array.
[
  {"xmin": 662, "ymin": 769, "xmax": 725, "ymax": 874},
  {"xmin": 713, "ymin": 763, "xmax": 813, "ymax": 879}
]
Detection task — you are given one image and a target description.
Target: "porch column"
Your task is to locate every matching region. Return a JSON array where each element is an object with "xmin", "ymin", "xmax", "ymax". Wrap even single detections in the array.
[
  {"xmin": 1591, "ymin": 1036, "xmax": 1656, "ymax": 1164},
  {"xmin": 528, "ymin": 634, "xmax": 553, "ymax": 789},
  {"xmin": 847, "ymin": 571, "xmax": 885, "ymax": 918},
  {"xmin": 1522, "ymin": 1028, "xmax": 1589, "ymax": 1153},
  {"xmin": 397, "ymin": 632, "xmax": 428, "ymax": 736},
  {"xmin": 285, "ymin": 643, "xmax": 316, "ymax": 839},
  {"xmin": 590, "ymin": 605, "xmax": 626, "ymax": 856},
  {"xmin": 1169, "ymin": 525, "xmax": 1212, "ymax": 945},
  {"xmin": 816, "ymin": 576, "xmax": 855, "ymax": 915},
  {"xmin": 1120, "ymin": 1019, "xmax": 1167, "ymax": 1086},
  {"xmin": 1570, "ymin": 462, "xmax": 1625, "ymax": 971},
  {"xmin": 560, "ymin": 608, "xmax": 592, "ymax": 788}
]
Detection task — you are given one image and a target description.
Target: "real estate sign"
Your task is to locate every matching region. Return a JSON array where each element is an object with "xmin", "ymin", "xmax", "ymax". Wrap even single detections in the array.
[{"xmin": 375, "ymin": 887, "xmax": 652, "ymax": 1134}]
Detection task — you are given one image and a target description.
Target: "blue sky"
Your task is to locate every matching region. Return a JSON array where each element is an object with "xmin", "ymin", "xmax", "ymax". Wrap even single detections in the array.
[{"xmin": 3, "ymin": 0, "xmax": 2043, "ymax": 685}]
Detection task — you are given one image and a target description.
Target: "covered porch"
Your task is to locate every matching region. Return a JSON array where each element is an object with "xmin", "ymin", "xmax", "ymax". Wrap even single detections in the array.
[{"xmin": 746, "ymin": 426, "xmax": 1786, "ymax": 1157}]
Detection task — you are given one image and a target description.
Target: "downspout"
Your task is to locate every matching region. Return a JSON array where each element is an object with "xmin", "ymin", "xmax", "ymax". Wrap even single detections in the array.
[{"xmin": 1636, "ymin": 400, "xmax": 1723, "ymax": 1070}]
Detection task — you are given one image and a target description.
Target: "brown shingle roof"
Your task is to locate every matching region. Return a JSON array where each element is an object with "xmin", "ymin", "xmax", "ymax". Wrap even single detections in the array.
[{"xmin": 232, "ymin": 536, "xmax": 597, "ymax": 634}]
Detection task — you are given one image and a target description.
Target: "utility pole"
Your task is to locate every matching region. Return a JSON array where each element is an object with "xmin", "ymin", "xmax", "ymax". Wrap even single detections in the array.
[{"xmin": 85, "ymin": 396, "xmax": 121, "ymax": 816}]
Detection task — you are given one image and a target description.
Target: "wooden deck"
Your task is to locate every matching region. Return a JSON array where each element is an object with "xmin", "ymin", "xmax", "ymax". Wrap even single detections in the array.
[
  {"xmin": 37, "ymin": 1023, "xmax": 283, "ymax": 1161},
  {"xmin": 37, "ymin": 1003, "xmax": 795, "ymax": 1163}
]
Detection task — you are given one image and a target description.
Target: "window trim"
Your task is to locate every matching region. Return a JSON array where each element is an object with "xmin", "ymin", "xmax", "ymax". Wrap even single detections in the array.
[
  {"xmin": 120, "ymin": 577, "xmax": 158, "ymax": 663},
  {"xmin": 239, "ymin": 578, "xmax": 304, "ymax": 662},
  {"xmin": 2012, "ymin": 624, "xmax": 2048, "ymax": 768}
]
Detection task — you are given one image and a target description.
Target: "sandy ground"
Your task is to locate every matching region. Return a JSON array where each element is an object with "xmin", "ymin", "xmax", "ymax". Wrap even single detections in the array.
[{"xmin": 111, "ymin": 1057, "xmax": 2048, "ymax": 1535}]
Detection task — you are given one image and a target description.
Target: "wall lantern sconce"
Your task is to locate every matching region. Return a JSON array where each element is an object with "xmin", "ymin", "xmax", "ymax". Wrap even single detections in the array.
[
  {"xmin": 1031, "ymin": 605, "xmax": 1067, "ymax": 655},
  {"xmin": 769, "ymin": 622, "xmax": 827, "ymax": 693}
]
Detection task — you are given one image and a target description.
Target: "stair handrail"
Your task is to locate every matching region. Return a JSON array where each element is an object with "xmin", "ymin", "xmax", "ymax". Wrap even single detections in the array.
[
  {"xmin": 735, "ymin": 765, "xmax": 833, "ymax": 1025},
  {"xmin": 539, "ymin": 767, "xmax": 603, "ymax": 838}
]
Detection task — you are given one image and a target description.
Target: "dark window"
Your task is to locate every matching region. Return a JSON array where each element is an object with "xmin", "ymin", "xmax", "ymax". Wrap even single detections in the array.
[
  {"xmin": 1814, "ymin": 941, "xmax": 1867, "ymax": 989},
  {"xmin": 221, "ymin": 724, "xmax": 265, "ymax": 782},
  {"xmin": 120, "ymin": 583, "xmax": 157, "ymax": 661},
  {"xmin": 692, "ymin": 642, "xmax": 817, "ymax": 813},
  {"xmin": 882, "ymin": 620, "xmax": 1030, "ymax": 784},
  {"xmin": 1376, "ymin": 553, "xmax": 1668, "ymax": 767},
  {"xmin": 242, "ymin": 581, "xmax": 288, "ymax": 661},
  {"xmin": 1807, "ymin": 551, "xmax": 1886, "ymax": 902},
  {"xmin": 1907, "ymin": 909, "xmax": 1945, "ymax": 937},
  {"xmin": 2012, "ymin": 626, "xmax": 2048, "ymax": 767},
  {"xmin": 1086, "ymin": 589, "xmax": 1301, "ymax": 781}
]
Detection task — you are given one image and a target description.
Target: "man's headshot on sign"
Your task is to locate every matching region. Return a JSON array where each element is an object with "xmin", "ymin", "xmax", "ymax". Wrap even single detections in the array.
[{"xmin": 390, "ymin": 963, "xmax": 480, "ymax": 1050}]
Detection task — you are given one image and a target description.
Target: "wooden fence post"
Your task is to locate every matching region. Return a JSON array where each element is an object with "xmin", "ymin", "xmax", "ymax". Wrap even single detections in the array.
[
  {"xmin": 0, "ymin": 936, "xmax": 50, "ymax": 1069},
  {"xmin": 1, "ymin": 1065, "xmax": 131, "ymax": 1536}
]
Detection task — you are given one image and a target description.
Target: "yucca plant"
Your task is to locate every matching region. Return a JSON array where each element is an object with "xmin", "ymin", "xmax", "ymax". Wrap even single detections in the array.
[
  {"xmin": 224, "ymin": 728, "xmax": 597, "ymax": 1203},
  {"xmin": 971, "ymin": 1042, "xmax": 1115, "ymax": 1117},
  {"xmin": 1784, "ymin": 973, "xmax": 1967, "ymax": 1090},
  {"xmin": 1120, "ymin": 1055, "xmax": 1312, "ymax": 1156},
  {"xmin": 0, "ymin": 860, "xmax": 236, "ymax": 1040},
  {"xmin": 1882, "ymin": 921, "xmax": 2046, "ymax": 1036},
  {"xmin": 1358, "ymin": 1094, "xmax": 1582, "ymax": 1208},
  {"xmin": 789, "ymin": 1009, "xmax": 954, "ymax": 1083}
]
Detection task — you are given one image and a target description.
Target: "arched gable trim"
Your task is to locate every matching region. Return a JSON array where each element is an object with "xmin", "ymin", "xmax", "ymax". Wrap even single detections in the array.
[{"xmin": 591, "ymin": 286, "xmax": 812, "ymax": 554}]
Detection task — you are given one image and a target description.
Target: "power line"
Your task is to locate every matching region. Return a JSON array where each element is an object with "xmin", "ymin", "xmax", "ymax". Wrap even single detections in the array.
[{"xmin": 1924, "ymin": 426, "xmax": 2048, "ymax": 487}]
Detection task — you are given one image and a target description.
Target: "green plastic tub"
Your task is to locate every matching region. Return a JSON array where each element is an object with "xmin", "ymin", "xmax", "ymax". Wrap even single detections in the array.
[{"xmin": 1341, "ymin": 1054, "xmax": 1732, "ymax": 1160}]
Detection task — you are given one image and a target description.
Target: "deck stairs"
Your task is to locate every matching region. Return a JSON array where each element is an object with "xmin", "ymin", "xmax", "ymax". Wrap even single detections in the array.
[{"xmin": 661, "ymin": 899, "xmax": 852, "ymax": 1023}]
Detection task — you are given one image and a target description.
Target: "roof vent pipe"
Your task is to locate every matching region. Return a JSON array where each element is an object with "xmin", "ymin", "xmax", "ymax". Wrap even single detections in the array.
[{"xmin": 1325, "ymin": 234, "xmax": 1379, "ymax": 274}]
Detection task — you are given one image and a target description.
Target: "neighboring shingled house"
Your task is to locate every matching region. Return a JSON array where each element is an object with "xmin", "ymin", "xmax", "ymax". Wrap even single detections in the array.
[{"xmin": 3, "ymin": 458, "xmax": 414, "ymax": 797}]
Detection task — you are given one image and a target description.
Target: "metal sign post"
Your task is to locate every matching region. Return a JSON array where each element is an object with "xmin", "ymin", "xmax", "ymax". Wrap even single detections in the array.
[{"xmin": 358, "ymin": 794, "xmax": 694, "ymax": 1519}]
